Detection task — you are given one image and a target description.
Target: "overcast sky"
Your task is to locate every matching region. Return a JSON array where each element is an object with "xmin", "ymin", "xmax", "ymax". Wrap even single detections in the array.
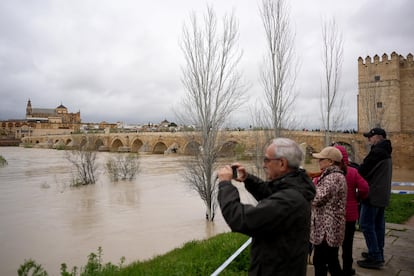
[{"xmin": 1, "ymin": 0, "xmax": 413, "ymax": 129}]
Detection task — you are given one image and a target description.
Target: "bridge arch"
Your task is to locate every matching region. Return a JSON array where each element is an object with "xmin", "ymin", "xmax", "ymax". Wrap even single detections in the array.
[
  {"xmin": 52, "ymin": 139, "xmax": 65, "ymax": 149},
  {"xmin": 65, "ymin": 138, "xmax": 72, "ymax": 146},
  {"xmin": 80, "ymin": 137, "xmax": 87, "ymax": 149},
  {"xmin": 218, "ymin": 140, "xmax": 239, "ymax": 157},
  {"xmin": 131, "ymin": 138, "xmax": 144, "ymax": 152},
  {"xmin": 111, "ymin": 139, "xmax": 124, "ymax": 152},
  {"xmin": 94, "ymin": 138, "xmax": 104, "ymax": 150},
  {"xmin": 153, "ymin": 141, "xmax": 167, "ymax": 154},
  {"xmin": 183, "ymin": 140, "xmax": 201, "ymax": 155}
]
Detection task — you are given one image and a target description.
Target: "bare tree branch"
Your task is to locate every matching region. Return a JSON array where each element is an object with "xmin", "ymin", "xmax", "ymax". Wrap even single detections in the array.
[
  {"xmin": 66, "ymin": 147, "xmax": 97, "ymax": 186},
  {"xmin": 177, "ymin": 6, "xmax": 246, "ymax": 221},
  {"xmin": 259, "ymin": 0, "xmax": 299, "ymax": 137},
  {"xmin": 320, "ymin": 17, "xmax": 344, "ymax": 146}
]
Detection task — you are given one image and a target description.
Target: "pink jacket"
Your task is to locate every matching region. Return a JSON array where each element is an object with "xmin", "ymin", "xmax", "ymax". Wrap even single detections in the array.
[
  {"xmin": 344, "ymin": 166, "xmax": 369, "ymax": 221},
  {"xmin": 335, "ymin": 146, "xmax": 369, "ymax": 222}
]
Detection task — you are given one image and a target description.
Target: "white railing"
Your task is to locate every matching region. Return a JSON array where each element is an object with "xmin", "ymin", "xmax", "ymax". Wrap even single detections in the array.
[{"xmin": 210, "ymin": 237, "xmax": 252, "ymax": 276}]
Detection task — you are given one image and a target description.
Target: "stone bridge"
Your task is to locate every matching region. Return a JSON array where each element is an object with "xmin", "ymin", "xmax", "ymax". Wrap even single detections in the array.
[{"xmin": 21, "ymin": 130, "xmax": 376, "ymax": 163}]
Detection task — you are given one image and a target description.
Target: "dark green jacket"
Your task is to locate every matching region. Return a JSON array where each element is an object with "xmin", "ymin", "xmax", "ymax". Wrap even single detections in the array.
[{"xmin": 218, "ymin": 169, "xmax": 316, "ymax": 276}]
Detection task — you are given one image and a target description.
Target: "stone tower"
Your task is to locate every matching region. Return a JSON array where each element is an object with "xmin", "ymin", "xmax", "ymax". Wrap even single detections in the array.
[
  {"xmin": 357, "ymin": 52, "xmax": 414, "ymax": 133},
  {"xmin": 26, "ymin": 99, "xmax": 32, "ymax": 116}
]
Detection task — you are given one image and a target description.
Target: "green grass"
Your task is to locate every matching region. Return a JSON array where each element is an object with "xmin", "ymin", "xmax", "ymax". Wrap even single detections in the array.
[
  {"xmin": 19, "ymin": 233, "xmax": 250, "ymax": 276},
  {"xmin": 385, "ymin": 193, "xmax": 414, "ymax": 224},
  {"xmin": 112, "ymin": 232, "xmax": 250, "ymax": 276},
  {"xmin": 19, "ymin": 194, "xmax": 414, "ymax": 276}
]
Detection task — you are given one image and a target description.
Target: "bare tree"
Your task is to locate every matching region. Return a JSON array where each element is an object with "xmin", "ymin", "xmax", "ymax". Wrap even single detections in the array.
[
  {"xmin": 178, "ymin": 6, "xmax": 245, "ymax": 221},
  {"xmin": 248, "ymin": 102, "xmax": 273, "ymax": 179},
  {"xmin": 66, "ymin": 147, "xmax": 97, "ymax": 186},
  {"xmin": 320, "ymin": 18, "xmax": 344, "ymax": 146},
  {"xmin": 259, "ymin": 0, "xmax": 298, "ymax": 137},
  {"xmin": 105, "ymin": 153, "xmax": 140, "ymax": 182}
]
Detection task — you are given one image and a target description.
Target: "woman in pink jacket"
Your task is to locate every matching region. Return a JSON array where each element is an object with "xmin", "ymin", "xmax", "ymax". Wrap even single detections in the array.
[{"xmin": 334, "ymin": 145, "xmax": 369, "ymax": 276}]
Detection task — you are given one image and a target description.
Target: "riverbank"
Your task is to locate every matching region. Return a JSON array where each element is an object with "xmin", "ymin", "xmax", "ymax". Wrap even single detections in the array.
[
  {"xmin": 21, "ymin": 192, "xmax": 413, "ymax": 275},
  {"xmin": 24, "ymin": 217, "xmax": 414, "ymax": 275}
]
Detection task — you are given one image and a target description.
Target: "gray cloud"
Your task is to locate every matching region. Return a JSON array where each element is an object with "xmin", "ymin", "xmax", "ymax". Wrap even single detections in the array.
[{"xmin": 0, "ymin": 0, "xmax": 412, "ymax": 130}]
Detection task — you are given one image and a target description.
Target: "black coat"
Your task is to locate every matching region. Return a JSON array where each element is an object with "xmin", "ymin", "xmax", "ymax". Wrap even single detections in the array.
[
  {"xmin": 218, "ymin": 169, "xmax": 316, "ymax": 276},
  {"xmin": 359, "ymin": 139, "xmax": 393, "ymax": 207}
]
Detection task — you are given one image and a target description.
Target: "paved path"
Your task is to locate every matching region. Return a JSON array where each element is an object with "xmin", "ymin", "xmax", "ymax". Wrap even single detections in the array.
[{"xmin": 306, "ymin": 222, "xmax": 414, "ymax": 276}]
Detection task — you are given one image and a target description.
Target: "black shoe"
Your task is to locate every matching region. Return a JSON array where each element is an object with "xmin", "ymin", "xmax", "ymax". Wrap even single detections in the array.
[
  {"xmin": 357, "ymin": 258, "xmax": 383, "ymax": 269},
  {"xmin": 343, "ymin": 268, "xmax": 356, "ymax": 275},
  {"xmin": 361, "ymin": 252, "xmax": 385, "ymax": 263}
]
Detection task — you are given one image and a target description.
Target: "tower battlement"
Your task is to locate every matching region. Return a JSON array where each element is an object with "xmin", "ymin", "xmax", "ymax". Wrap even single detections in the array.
[
  {"xmin": 357, "ymin": 51, "xmax": 414, "ymax": 133},
  {"xmin": 358, "ymin": 52, "xmax": 413, "ymax": 66}
]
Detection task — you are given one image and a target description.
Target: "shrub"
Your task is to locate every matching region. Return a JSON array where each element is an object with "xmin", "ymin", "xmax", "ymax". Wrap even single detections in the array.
[
  {"xmin": 60, "ymin": 247, "xmax": 125, "ymax": 276},
  {"xmin": 0, "ymin": 155, "xmax": 7, "ymax": 167},
  {"xmin": 65, "ymin": 148, "xmax": 97, "ymax": 186},
  {"xmin": 105, "ymin": 153, "xmax": 140, "ymax": 181},
  {"xmin": 18, "ymin": 259, "xmax": 48, "ymax": 276}
]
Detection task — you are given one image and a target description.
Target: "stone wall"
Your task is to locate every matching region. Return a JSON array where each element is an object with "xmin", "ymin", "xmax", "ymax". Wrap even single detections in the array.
[
  {"xmin": 400, "ymin": 55, "xmax": 414, "ymax": 131},
  {"xmin": 388, "ymin": 132, "xmax": 414, "ymax": 169}
]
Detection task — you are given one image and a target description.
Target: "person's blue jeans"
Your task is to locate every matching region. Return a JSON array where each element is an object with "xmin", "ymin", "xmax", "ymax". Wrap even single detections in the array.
[{"xmin": 359, "ymin": 202, "xmax": 385, "ymax": 262}]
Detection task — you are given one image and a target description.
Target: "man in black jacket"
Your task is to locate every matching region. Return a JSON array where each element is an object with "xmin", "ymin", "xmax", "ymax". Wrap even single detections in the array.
[
  {"xmin": 357, "ymin": 128, "xmax": 392, "ymax": 270},
  {"xmin": 217, "ymin": 138, "xmax": 316, "ymax": 275}
]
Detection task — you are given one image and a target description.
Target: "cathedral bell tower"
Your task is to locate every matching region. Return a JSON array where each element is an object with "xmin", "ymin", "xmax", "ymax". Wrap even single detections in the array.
[{"xmin": 26, "ymin": 99, "xmax": 32, "ymax": 117}]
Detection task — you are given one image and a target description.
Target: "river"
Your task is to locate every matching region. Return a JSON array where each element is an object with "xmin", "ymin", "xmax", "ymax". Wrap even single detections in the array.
[{"xmin": 0, "ymin": 147, "xmax": 231, "ymax": 275}]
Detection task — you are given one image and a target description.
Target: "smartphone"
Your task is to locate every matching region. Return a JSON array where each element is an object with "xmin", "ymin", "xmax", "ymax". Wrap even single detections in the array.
[{"xmin": 231, "ymin": 166, "xmax": 238, "ymax": 179}]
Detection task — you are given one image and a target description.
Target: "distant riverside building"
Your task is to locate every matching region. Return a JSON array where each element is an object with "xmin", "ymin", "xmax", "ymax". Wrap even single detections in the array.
[
  {"xmin": 26, "ymin": 99, "xmax": 81, "ymax": 124},
  {"xmin": 0, "ymin": 100, "xmax": 174, "ymax": 140},
  {"xmin": 357, "ymin": 52, "xmax": 414, "ymax": 133},
  {"xmin": 1, "ymin": 100, "xmax": 83, "ymax": 138}
]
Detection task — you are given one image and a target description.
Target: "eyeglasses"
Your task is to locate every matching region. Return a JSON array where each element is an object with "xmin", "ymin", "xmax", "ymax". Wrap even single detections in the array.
[{"xmin": 263, "ymin": 157, "xmax": 282, "ymax": 163}]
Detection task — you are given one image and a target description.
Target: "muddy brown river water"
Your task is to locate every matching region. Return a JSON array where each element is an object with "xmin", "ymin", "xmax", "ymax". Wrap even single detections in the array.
[
  {"xmin": 0, "ymin": 147, "xmax": 232, "ymax": 275},
  {"xmin": 0, "ymin": 147, "xmax": 412, "ymax": 275}
]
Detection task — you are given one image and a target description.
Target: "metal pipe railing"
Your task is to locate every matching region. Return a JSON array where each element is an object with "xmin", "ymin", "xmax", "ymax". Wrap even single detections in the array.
[{"xmin": 210, "ymin": 237, "xmax": 252, "ymax": 276}]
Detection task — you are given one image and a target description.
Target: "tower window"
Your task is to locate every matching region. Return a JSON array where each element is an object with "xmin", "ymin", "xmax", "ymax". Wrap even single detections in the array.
[
  {"xmin": 374, "ymin": 75, "xmax": 380, "ymax": 81},
  {"xmin": 377, "ymin": 102, "xmax": 383, "ymax": 108}
]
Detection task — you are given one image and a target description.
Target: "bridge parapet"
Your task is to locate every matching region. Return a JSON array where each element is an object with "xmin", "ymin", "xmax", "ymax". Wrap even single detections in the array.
[{"xmin": 20, "ymin": 130, "xmax": 413, "ymax": 170}]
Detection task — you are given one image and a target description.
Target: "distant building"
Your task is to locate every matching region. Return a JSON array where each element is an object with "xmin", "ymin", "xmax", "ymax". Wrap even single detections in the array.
[
  {"xmin": 26, "ymin": 99, "xmax": 81, "ymax": 124},
  {"xmin": 1, "ymin": 100, "xmax": 83, "ymax": 138},
  {"xmin": 357, "ymin": 52, "xmax": 414, "ymax": 133}
]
